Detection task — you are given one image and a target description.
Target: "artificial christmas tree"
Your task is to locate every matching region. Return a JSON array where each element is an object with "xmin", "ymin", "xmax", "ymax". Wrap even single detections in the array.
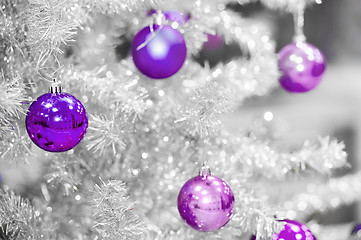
[{"xmin": 0, "ymin": 0, "xmax": 359, "ymax": 240}]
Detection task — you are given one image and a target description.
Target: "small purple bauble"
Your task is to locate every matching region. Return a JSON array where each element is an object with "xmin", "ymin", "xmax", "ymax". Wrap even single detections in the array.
[
  {"xmin": 132, "ymin": 24, "xmax": 187, "ymax": 79},
  {"xmin": 272, "ymin": 220, "xmax": 315, "ymax": 240},
  {"xmin": 203, "ymin": 34, "xmax": 224, "ymax": 51},
  {"xmin": 351, "ymin": 223, "xmax": 361, "ymax": 237},
  {"xmin": 177, "ymin": 174, "xmax": 235, "ymax": 232},
  {"xmin": 278, "ymin": 42, "xmax": 326, "ymax": 93},
  {"xmin": 164, "ymin": 10, "xmax": 188, "ymax": 24},
  {"xmin": 26, "ymin": 93, "xmax": 88, "ymax": 152}
]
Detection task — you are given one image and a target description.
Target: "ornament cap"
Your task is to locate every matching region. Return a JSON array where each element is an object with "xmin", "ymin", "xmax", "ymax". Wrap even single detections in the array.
[
  {"xmin": 49, "ymin": 78, "xmax": 62, "ymax": 94},
  {"xmin": 199, "ymin": 164, "xmax": 211, "ymax": 177},
  {"xmin": 292, "ymin": 34, "xmax": 306, "ymax": 43},
  {"xmin": 153, "ymin": 10, "xmax": 166, "ymax": 25}
]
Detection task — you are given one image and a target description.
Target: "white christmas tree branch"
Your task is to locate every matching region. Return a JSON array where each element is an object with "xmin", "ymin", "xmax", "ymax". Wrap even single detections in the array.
[
  {"xmin": 0, "ymin": 187, "xmax": 53, "ymax": 239},
  {"xmin": 61, "ymin": 67, "xmax": 148, "ymax": 117},
  {"xmin": 0, "ymin": 73, "xmax": 27, "ymax": 136},
  {"xmin": 235, "ymin": 136, "xmax": 347, "ymax": 179},
  {"xmin": 281, "ymin": 171, "xmax": 361, "ymax": 221},
  {"xmin": 0, "ymin": 123, "xmax": 32, "ymax": 164},
  {"xmin": 86, "ymin": 114, "xmax": 129, "ymax": 156},
  {"xmin": 90, "ymin": 180, "xmax": 145, "ymax": 240}
]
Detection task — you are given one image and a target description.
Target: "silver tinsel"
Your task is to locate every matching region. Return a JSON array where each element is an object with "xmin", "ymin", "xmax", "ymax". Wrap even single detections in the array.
[
  {"xmin": 90, "ymin": 180, "xmax": 145, "ymax": 240},
  {"xmin": 0, "ymin": 187, "xmax": 53, "ymax": 239}
]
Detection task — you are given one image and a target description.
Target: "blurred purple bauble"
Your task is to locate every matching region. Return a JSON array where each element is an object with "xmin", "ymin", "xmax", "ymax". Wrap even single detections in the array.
[
  {"xmin": 351, "ymin": 223, "xmax": 361, "ymax": 237},
  {"xmin": 278, "ymin": 42, "xmax": 326, "ymax": 93},
  {"xmin": 272, "ymin": 220, "xmax": 315, "ymax": 240},
  {"xmin": 164, "ymin": 10, "xmax": 188, "ymax": 24},
  {"xmin": 26, "ymin": 93, "xmax": 88, "ymax": 152},
  {"xmin": 132, "ymin": 24, "xmax": 187, "ymax": 79},
  {"xmin": 203, "ymin": 34, "xmax": 224, "ymax": 51},
  {"xmin": 177, "ymin": 174, "xmax": 235, "ymax": 231}
]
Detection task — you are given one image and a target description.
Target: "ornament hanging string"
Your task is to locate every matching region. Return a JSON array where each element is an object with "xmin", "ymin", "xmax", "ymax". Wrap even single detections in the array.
[
  {"xmin": 136, "ymin": 10, "xmax": 165, "ymax": 51},
  {"xmin": 37, "ymin": 69, "xmax": 62, "ymax": 93},
  {"xmin": 293, "ymin": 2, "xmax": 306, "ymax": 43},
  {"xmin": 199, "ymin": 142, "xmax": 211, "ymax": 177}
]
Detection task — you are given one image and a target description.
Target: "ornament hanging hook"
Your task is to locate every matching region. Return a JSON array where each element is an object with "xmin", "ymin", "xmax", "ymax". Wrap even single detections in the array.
[
  {"xmin": 38, "ymin": 69, "xmax": 53, "ymax": 82},
  {"xmin": 199, "ymin": 141, "xmax": 211, "ymax": 177},
  {"xmin": 292, "ymin": 2, "xmax": 306, "ymax": 42},
  {"xmin": 153, "ymin": 10, "xmax": 166, "ymax": 26},
  {"xmin": 136, "ymin": 11, "xmax": 165, "ymax": 51},
  {"xmin": 37, "ymin": 69, "xmax": 62, "ymax": 94}
]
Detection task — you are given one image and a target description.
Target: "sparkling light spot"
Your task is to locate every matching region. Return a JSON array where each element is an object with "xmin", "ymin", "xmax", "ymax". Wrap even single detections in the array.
[
  {"xmin": 291, "ymin": 225, "xmax": 300, "ymax": 232},
  {"xmin": 202, "ymin": 197, "xmax": 211, "ymax": 204},
  {"xmin": 171, "ymin": 22, "xmax": 179, "ymax": 29},
  {"xmin": 148, "ymin": 38, "xmax": 169, "ymax": 60},
  {"xmin": 66, "ymin": 98, "xmax": 74, "ymax": 104},
  {"xmin": 296, "ymin": 65, "xmax": 305, "ymax": 72},
  {"xmin": 295, "ymin": 233, "xmax": 303, "ymax": 240},
  {"xmin": 158, "ymin": 90, "xmax": 165, "ymax": 97},
  {"xmin": 264, "ymin": 111, "xmax": 273, "ymax": 121}
]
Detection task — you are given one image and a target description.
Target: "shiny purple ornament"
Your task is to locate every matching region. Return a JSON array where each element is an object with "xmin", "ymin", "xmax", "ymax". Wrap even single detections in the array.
[
  {"xmin": 177, "ymin": 174, "xmax": 235, "ymax": 232},
  {"xmin": 132, "ymin": 24, "xmax": 187, "ymax": 79},
  {"xmin": 26, "ymin": 93, "xmax": 88, "ymax": 152},
  {"xmin": 351, "ymin": 223, "xmax": 361, "ymax": 238},
  {"xmin": 272, "ymin": 220, "xmax": 315, "ymax": 240},
  {"xmin": 278, "ymin": 42, "xmax": 326, "ymax": 93}
]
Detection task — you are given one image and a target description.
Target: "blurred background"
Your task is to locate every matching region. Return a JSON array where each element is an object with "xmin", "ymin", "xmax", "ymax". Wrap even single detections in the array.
[
  {"xmin": 193, "ymin": 0, "xmax": 361, "ymax": 228},
  {"xmin": 229, "ymin": 0, "xmax": 361, "ymax": 227}
]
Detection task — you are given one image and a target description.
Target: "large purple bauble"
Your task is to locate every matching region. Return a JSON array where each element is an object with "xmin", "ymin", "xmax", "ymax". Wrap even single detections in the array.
[
  {"xmin": 26, "ymin": 93, "xmax": 88, "ymax": 152},
  {"xmin": 132, "ymin": 24, "xmax": 187, "ymax": 79},
  {"xmin": 278, "ymin": 42, "xmax": 326, "ymax": 93},
  {"xmin": 177, "ymin": 174, "xmax": 235, "ymax": 232}
]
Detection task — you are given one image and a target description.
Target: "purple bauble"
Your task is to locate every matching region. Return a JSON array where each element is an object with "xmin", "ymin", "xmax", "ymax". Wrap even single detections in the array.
[
  {"xmin": 351, "ymin": 223, "xmax": 361, "ymax": 237},
  {"xmin": 278, "ymin": 42, "xmax": 326, "ymax": 93},
  {"xmin": 26, "ymin": 93, "xmax": 88, "ymax": 152},
  {"xmin": 177, "ymin": 174, "xmax": 235, "ymax": 232},
  {"xmin": 132, "ymin": 24, "xmax": 187, "ymax": 79},
  {"xmin": 203, "ymin": 34, "xmax": 224, "ymax": 51},
  {"xmin": 272, "ymin": 220, "xmax": 315, "ymax": 240},
  {"xmin": 164, "ymin": 10, "xmax": 188, "ymax": 24}
]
